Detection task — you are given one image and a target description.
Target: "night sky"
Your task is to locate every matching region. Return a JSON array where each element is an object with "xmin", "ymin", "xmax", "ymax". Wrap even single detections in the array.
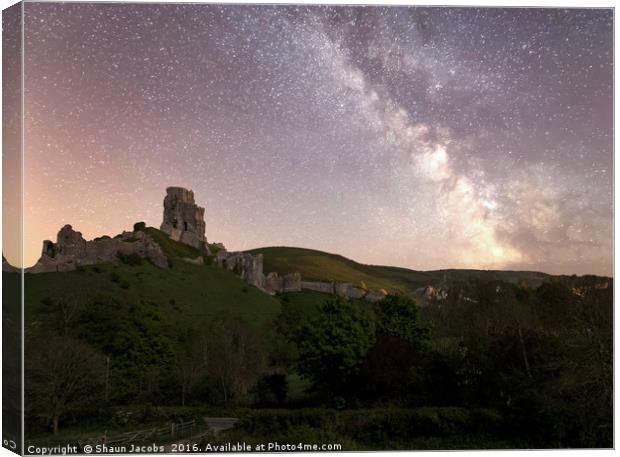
[{"xmin": 18, "ymin": 3, "xmax": 613, "ymax": 275}]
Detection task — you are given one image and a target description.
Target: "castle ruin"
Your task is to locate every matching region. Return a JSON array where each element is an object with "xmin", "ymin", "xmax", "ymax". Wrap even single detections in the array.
[
  {"xmin": 160, "ymin": 187, "xmax": 209, "ymax": 252},
  {"xmin": 25, "ymin": 187, "xmax": 386, "ymax": 302}
]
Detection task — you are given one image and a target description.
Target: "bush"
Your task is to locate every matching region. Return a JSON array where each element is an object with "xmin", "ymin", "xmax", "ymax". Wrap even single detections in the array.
[
  {"xmin": 117, "ymin": 252, "xmax": 143, "ymax": 266},
  {"xmin": 254, "ymin": 374, "xmax": 288, "ymax": 406},
  {"xmin": 236, "ymin": 407, "xmax": 504, "ymax": 449},
  {"xmin": 109, "ymin": 272, "xmax": 121, "ymax": 283}
]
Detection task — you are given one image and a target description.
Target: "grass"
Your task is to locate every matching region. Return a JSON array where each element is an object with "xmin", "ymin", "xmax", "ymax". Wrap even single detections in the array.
[
  {"xmin": 247, "ymin": 246, "xmax": 551, "ymax": 295},
  {"xmin": 24, "ymin": 261, "xmax": 280, "ymax": 330},
  {"xmin": 247, "ymin": 246, "xmax": 432, "ymax": 294},
  {"xmin": 280, "ymin": 290, "xmax": 331, "ymax": 313},
  {"xmin": 285, "ymin": 373, "xmax": 312, "ymax": 401},
  {"xmin": 145, "ymin": 227, "xmax": 204, "ymax": 260},
  {"xmin": 24, "ymin": 229, "xmax": 282, "ymax": 331}
]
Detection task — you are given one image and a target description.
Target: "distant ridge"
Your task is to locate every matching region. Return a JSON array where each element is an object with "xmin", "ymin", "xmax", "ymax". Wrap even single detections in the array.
[{"xmin": 247, "ymin": 246, "xmax": 552, "ymax": 295}]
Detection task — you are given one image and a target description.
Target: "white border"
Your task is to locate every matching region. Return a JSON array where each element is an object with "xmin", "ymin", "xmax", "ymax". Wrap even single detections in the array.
[{"xmin": 0, "ymin": 1, "xmax": 615, "ymax": 457}]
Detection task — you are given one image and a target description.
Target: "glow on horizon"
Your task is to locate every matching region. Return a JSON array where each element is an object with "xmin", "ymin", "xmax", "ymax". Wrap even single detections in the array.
[{"xmin": 4, "ymin": 4, "xmax": 612, "ymax": 276}]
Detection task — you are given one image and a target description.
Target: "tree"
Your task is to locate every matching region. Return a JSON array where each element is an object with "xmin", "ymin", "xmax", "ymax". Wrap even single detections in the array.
[
  {"xmin": 206, "ymin": 315, "xmax": 266, "ymax": 404},
  {"xmin": 294, "ymin": 297, "xmax": 375, "ymax": 395},
  {"xmin": 374, "ymin": 294, "xmax": 428, "ymax": 344},
  {"xmin": 363, "ymin": 335, "xmax": 423, "ymax": 398},
  {"xmin": 38, "ymin": 292, "xmax": 87, "ymax": 336},
  {"xmin": 362, "ymin": 295, "xmax": 428, "ymax": 400},
  {"xmin": 72, "ymin": 298, "xmax": 175, "ymax": 403},
  {"xmin": 25, "ymin": 335, "xmax": 104, "ymax": 434},
  {"xmin": 175, "ymin": 330, "xmax": 208, "ymax": 406}
]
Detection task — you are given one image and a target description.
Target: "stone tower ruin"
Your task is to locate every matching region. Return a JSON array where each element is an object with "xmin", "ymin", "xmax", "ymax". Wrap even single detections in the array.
[{"xmin": 160, "ymin": 187, "xmax": 209, "ymax": 251}]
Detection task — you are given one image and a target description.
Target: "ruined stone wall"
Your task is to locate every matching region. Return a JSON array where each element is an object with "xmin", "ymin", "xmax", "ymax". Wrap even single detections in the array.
[
  {"xmin": 364, "ymin": 290, "xmax": 387, "ymax": 302},
  {"xmin": 300, "ymin": 281, "xmax": 334, "ymax": 294},
  {"xmin": 28, "ymin": 225, "xmax": 168, "ymax": 273},
  {"xmin": 334, "ymin": 283, "xmax": 366, "ymax": 299},
  {"xmin": 263, "ymin": 272, "xmax": 301, "ymax": 294},
  {"xmin": 299, "ymin": 280, "xmax": 385, "ymax": 301},
  {"xmin": 217, "ymin": 251, "xmax": 265, "ymax": 289},
  {"xmin": 283, "ymin": 273, "xmax": 302, "ymax": 292}
]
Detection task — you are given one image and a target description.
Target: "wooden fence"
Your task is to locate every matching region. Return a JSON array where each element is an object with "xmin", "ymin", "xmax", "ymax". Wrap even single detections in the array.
[
  {"xmin": 29, "ymin": 419, "xmax": 197, "ymax": 452},
  {"xmin": 94, "ymin": 419, "xmax": 196, "ymax": 447}
]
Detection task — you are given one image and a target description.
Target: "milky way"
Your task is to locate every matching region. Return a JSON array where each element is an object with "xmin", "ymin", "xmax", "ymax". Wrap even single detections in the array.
[{"xmin": 15, "ymin": 3, "xmax": 613, "ymax": 275}]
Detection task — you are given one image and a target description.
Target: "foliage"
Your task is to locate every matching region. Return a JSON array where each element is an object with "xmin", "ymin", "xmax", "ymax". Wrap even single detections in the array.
[
  {"xmin": 294, "ymin": 297, "xmax": 375, "ymax": 396},
  {"xmin": 71, "ymin": 298, "xmax": 175, "ymax": 403},
  {"xmin": 204, "ymin": 315, "xmax": 267, "ymax": 404},
  {"xmin": 374, "ymin": 294, "xmax": 428, "ymax": 344},
  {"xmin": 361, "ymin": 335, "xmax": 424, "ymax": 400},
  {"xmin": 25, "ymin": 335, "xmax": 105, "ymax": 434},
  {"xmin": 231, "ymin": 407, "xmax": 506, "ymax": 450},
  {"xmin": 174, "ymin": 329, "xmax": 208, "ymax": 406},
  {"xmin": 117, "ymin": 252, "xmax": 143, "ymax": 266},
  {"xmin": 253, "ymin": 374, "xmax": 288, "ymax": 406},
  {"xmin": 24, "ymin": 254, "xmax": 281, "ymax": 331},
  {"xmin": 22, "ymin": 240, "xmax": 612, "ymax": 448},
  {"xmin": 109, "ymin": 271, "xmax": 121, "ymax": 283}
]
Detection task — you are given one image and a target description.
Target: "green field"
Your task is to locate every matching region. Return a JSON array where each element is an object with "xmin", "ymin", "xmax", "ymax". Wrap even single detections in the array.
[
  {"xmin": 24, "ymin": 230, "xmax": 281, "ymax": 330},
  {"xmin": 248, "ymin": 246, "xmax": 550, "ymax": 295},
  {"xmin": 22, "ymin": 234, "xmax": 552, "ymax": 323}
]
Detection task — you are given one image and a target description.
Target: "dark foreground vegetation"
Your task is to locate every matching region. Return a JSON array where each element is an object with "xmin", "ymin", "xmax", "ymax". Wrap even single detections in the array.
[{"xmin": 19, "ymin": 234, "xmax": 612, "ymax": 450}]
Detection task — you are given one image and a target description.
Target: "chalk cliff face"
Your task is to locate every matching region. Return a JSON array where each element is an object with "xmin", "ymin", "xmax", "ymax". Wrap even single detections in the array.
[
  {"xmin": 160, "ymin": 187, "xmax": 209, "ymax": 252},
  {"xmin": 28, "ymin": 225, "xmax": 168, "ymax": 273}
]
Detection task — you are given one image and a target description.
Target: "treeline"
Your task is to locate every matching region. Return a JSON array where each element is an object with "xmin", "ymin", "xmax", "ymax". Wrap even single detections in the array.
[
  {"xmin": 25, "ymin": 275, "xmax": 612, "ymax": 448},
  {"xmin": 25, "ymin": 295, "xmax": 272, "ymax": 435}
]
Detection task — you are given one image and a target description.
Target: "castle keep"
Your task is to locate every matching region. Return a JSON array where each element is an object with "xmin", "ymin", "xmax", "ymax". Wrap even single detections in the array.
[{"xmin": 160, "ymin": 187, "xmax": 209, "ymax": 252}]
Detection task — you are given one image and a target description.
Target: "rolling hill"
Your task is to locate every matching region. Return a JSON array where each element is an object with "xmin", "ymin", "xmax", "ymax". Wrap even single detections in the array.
[
  {"xmin": 247, "ymin": 246, "xmax": 551, "ymax": 295},
  {"xmin": 23, "ymin": 228, "xmax": 282, "ymax": 330},
  {"xmin": 20, "ymin": 229, "xmax": 557, "ymax": 330}
]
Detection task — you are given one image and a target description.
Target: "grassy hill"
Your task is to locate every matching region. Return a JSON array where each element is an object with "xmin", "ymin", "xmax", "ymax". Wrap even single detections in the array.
[
  {"xmin": 247, "ymin": 246, "xmax": 551, "ymax": 295},
  {"xmin": 24, "ymin": 228, "xmax": 281, "ymax": 330},
  {"xmin": 21, "ymin": 233, "xmax": 557, "ymax": 328}
]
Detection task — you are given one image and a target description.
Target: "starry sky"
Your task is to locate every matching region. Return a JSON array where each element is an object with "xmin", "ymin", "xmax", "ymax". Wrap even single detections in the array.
[{"xmin": 13, "ymin": 3, "xmax": 613, "ymax": 275}]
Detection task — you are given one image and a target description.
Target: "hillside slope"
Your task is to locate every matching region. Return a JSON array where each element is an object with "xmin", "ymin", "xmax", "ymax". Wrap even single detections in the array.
[
  {"xmin": 24, "ymin": 228, "xmax": 281, "ymax": 330},
  {"xmin": 247, "ymin": 246, "xmax": 551, "ymax": 295}
]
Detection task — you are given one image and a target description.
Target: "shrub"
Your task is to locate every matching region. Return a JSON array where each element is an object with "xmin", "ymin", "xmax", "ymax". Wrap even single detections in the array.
[
  {"xmin": 254, "ymin": 374, "xmax": 288, "ymax": 406},
  {"xmin": 117, "ymin": 252, "xmax": 143, "ymax": 266}
]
